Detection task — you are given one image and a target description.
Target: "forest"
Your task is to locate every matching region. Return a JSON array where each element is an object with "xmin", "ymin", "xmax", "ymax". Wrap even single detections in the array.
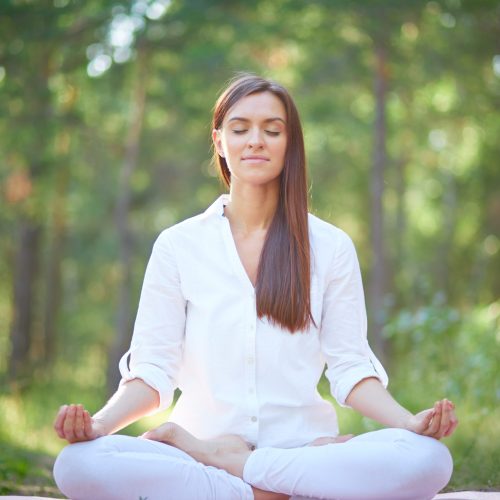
[{"xmin": 0, "ymin": 0, "xmax": 499, "ymax": 496}]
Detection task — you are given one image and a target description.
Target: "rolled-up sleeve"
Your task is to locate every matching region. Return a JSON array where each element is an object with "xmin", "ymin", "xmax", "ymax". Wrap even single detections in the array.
[
  {"xmin": 119, "ymin": 230, "xmax": 186, "ymax": 412},
  {"xmin": 320, "ymin": 230, "xmax": 388, "ymax": 407}
]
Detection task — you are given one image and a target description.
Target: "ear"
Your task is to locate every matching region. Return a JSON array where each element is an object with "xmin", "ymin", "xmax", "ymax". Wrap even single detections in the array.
[{"xmin": 212, "ymin": 129, "xmax": 225, "ymax": 158}]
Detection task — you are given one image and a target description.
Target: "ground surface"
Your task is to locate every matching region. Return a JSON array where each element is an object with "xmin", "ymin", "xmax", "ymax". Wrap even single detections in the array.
[
  {"xmin": 2, "ymin": 493, "xmax": 500, "ymax": 499},
  {"xmin": 1, "ymin": 447, "xmax": 498, "ymax": 499}
]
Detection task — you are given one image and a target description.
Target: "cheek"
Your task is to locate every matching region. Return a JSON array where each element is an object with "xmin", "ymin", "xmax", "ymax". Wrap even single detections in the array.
[
  {"xmin": 222, "ymin": 137, "xmax": 244, "ymax": 155},
  {"xmin": 274, "ymin": 139, "xmax": 287, "ymax": 160}
]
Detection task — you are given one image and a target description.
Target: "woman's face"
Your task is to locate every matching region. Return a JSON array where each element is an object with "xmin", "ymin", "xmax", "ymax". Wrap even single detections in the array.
[{"xmin": 213, "ymin": 91, "xmax": 287, "ymax": 188}]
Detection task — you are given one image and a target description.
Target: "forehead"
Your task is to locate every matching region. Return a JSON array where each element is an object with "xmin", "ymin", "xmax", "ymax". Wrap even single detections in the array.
[{"xmin": 225, "ymin": 91, "xmax": 286, "ymax": 122}]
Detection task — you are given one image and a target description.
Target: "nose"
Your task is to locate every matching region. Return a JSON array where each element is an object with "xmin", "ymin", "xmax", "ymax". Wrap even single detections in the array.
[{"xmin": 248, "ymin": 127, "xmax": 263, "ymax": 149}]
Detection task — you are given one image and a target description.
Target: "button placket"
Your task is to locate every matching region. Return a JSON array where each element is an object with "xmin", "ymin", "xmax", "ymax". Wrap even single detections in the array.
[{"xmin": 245, "ymin": 300, "xmax": 258, "ymax": 441}]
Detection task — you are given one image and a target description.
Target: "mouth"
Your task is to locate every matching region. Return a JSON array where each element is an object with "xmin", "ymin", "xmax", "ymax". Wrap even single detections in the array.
[{"xmin": 241, "ymin": 156, "xmax": 269, "ymax": 162}]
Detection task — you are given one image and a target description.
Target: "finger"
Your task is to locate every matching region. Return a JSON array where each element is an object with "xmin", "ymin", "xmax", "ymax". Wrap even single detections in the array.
[
  {"xmin": 436, "ymin": 400, "xmax": 452, "ymax": 439},
  {"xmin": 433, "ymin": 400, "xmax": 449, "ymax": 439},
  {"xmin": 444, "ymin": 409, "xmax": 459, "ymax": 437},
  {"xmin": 419, "ymin": 408, "xmax": 435, "ymax": 431},
  {"xmin": 62, "ymin": 404, "xmax": 77, "ymax": 442},
  {"xmin": 424, "ymin": 402, "xmax": 442, "ymax": 437},
  {"xmin": 446, "ymin": 417, "xmax": 459, "ymax": 437},
  {"xmin": 83, "ymin": 410, "xmax": 94, "ymax": 439},
  {"xmin": 73, "ymin": 405, "xmax": 86, "ymax": 441},
  {"xmin": 54, "ymin": 405, "xmax": 68, "ymax": 438},
  {"xmin": 443, "ymin": 421, "xmax": 453, "ymax": 437},
  {"xmin": 441, "ymin": 400, "xmax": 457, "ymax": 437},
  {"xmin": 432, "ymin": 401, "xmax": 446, "ymax": 438}
]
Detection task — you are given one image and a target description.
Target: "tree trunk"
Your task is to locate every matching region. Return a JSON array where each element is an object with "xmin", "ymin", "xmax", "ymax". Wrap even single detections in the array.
[
  {"xmin": 106, "ymin": 51, "xmax": 149, "ymax": 396},
  {"xmin": 8, "ymin": 220, "xmax": 42, "ymax": 381},
  {"xmin": 42, "ymin": 166, "xmax": 69, "ymax": 363},
  {"xmin": 436, "ymin": 172, "xmax": 457, "ymax": 300},
  {"xmin": 369, "ymin": 41, "xmax": 389, "ymax": 363},
  {"xmin": 393, "ymin": 154, "xmax": 408, "ymax": 307}
]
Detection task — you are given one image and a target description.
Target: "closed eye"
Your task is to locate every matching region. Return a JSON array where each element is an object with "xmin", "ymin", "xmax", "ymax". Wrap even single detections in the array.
[{"xmin": 231, "ymin": 129, "xmax": 281, "ymax": 136}]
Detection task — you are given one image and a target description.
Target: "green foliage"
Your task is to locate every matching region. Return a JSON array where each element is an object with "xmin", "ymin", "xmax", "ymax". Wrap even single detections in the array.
[
  {"xmin": 384, "ymin": 298, "xmax": 500, "ymax": 410},
  {"xmin": 318, "ymin": 301, "xmax": 500, "ymax": 490},
  {"xmin": 0, "ymin": 0, "xmax": 499, "ymax": 494},
  {"xmin": 0, "ymin": 443, "xmax": 60, "ymax": 497},
  {"xmin": 0, "ymin": 353, "xmax": 107, "ymax": 455},
  {"xmin": 383, "ymin": 300, "xmax": 500, "ymax": 490}
]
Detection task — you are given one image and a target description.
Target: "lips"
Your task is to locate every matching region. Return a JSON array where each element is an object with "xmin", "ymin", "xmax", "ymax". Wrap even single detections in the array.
[{"xmin": 241, "ymin": 156, "xmax": 269, "ymax": 161}]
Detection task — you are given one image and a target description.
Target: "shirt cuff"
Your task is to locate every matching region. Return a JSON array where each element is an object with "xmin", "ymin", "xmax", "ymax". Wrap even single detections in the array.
[
  {"xmin": 335, "ymin": 369, "xmax": 384, "ymax": 407},
  {"xmin": 119, "ymin": 355, "xmax": 174, "ymax": 412},
  {"xmin": 328, "ymin": 357, "xmax": 389, "ymax": 408}
]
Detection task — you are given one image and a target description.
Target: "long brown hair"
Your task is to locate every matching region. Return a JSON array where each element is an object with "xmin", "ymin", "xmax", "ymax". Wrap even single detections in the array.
[{"xmin": 212, "ymin": 74, "xmax": 314, "ymax": 333}]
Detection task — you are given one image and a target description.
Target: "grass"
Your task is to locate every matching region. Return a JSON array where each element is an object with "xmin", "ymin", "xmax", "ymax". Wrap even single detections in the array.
[
  {"xmin": 0, "ymin": 443, "xmax": 61, "ymax": 498},
  {"xmin": 0, "ymin": 375, "xmax": 498, "ymax": 497}
]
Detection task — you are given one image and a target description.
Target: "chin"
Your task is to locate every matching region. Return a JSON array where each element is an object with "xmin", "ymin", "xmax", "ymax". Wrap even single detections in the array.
[{"xmin": 238, "ymin": 176, "xmax": 281, "ymax": 188}]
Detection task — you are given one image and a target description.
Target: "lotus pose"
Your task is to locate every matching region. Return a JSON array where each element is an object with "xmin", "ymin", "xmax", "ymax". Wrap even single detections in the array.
[{"xmin": 54, "ymin": 74, "xmax": 457, "ymax": 500}]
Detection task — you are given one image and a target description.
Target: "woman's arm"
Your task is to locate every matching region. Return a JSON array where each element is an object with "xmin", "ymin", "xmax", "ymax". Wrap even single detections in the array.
[
  {"xmin": 346, "ymin": 377, "xmax": 458, "ymax": 439},
  {"xmin": 54, "ymin": 378, "xmax": 159, "ymax": 443},
  {"xmin": 55, "ymin": 231, "xmax": 186, "ymax": 443}
]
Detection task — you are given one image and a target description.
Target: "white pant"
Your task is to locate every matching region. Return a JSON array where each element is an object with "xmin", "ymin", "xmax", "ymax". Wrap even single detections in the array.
[{"xmin": 53, "ymin": 428, "xmax": 452, "ymax": 500}]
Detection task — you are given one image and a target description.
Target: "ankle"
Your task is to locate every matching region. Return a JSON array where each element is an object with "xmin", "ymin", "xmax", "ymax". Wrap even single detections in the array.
[
  {"xmin": 252, "ymin": 488, "xmax": 290, "ymax": 500},
  {"xmin": 208, "ymin": 449, "xmax": 252, "ymax": 478}
]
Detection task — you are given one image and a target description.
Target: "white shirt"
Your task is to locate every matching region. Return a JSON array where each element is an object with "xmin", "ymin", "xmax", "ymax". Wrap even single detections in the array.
[{"xmin": 119, "ymin": 195, "xmax": 388, "ymax": 449}]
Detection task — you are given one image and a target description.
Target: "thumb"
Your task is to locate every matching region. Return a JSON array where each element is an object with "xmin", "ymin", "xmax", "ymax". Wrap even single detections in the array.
[
  {"xmin": 414, "ymin": 408, "xmax": 434, "ymax": 431},
  {"xmin": 422, "ymin": 408, "xmax": 435, "ymax": 425}
]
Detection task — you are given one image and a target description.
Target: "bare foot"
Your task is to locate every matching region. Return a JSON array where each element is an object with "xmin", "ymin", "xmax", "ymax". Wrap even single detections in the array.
[
  {"xmin": 308, "ymin": 434, "xmax": 354, "ymax": 446},
  {"xmin": 142, "ymin": 422, "xmax": 253, "ymax": 477}
]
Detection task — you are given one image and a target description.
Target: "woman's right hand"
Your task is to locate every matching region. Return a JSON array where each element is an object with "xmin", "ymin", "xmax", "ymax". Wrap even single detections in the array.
[{"xmin": 54, "ymin": 404, "xmax": 106, "ymax": 443}]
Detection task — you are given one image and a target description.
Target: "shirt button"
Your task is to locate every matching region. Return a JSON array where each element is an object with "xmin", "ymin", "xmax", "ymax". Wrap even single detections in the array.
[
  {"xmin": 248, "ymin": 388, "xmax": 255, "ymax": 394},
  {"xmin": 251, "ymin": 416, "xmax": 258, "ymax": 422},
  {"xmin": 247, "ymin": 357, "xmax": 254, "ymax": 364}
]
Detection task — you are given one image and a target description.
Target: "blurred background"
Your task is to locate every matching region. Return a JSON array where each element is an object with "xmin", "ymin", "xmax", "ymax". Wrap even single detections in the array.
[{"xmin": 0, "ymin": 0, "xmax": 499, "ymax": 496}]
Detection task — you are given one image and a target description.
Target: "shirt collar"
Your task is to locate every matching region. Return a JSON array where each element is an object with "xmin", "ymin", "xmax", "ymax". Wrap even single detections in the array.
[{"xmin": 204, "ymin": 194, "xmax": 231, "ymax": 217}]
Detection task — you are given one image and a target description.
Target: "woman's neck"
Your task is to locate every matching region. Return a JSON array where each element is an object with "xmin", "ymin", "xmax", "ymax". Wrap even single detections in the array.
[{"xmin": 224, "ymin": 182, "xmax": 279, "ymax": 234}]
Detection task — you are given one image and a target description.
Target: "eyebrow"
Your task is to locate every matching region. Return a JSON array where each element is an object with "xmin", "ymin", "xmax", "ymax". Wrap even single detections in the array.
[{"xmin": 227, "ymin": 116, "xmax": 286, "ymax": 125}]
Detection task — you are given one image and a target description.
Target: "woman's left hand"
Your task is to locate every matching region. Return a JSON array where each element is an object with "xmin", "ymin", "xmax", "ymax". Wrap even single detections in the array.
[{"xmin": 405, "ymin": 399, "xmax": 458, "ymax": 439}]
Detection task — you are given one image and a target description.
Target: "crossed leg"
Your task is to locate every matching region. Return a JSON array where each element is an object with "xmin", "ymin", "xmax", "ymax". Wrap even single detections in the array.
[
  {"xmin": 143, "ymin": 423, "xmax": 453, "ymax": 500},
  {"xmin": 54, "ymin": 425, "xmax": 453, "ymax": 500},
  {"xmin": 54, "ymin": 433, "xmax": 287, "ymax": 500}
]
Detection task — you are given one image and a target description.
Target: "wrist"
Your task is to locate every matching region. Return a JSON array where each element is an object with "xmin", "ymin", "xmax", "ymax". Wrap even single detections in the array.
[
  {"xmin": 397, "ymin": 411, "xmax": 414, "ymax": 431},
  {"xmin": 91, "ymin": 416, "xmax": 110, "ymax": 436}
]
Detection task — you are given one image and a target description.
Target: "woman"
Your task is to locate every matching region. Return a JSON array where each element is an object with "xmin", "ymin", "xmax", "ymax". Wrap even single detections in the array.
[{"xmin": 53, "ymin": 74, "xmax": 457, "ymax": 500}]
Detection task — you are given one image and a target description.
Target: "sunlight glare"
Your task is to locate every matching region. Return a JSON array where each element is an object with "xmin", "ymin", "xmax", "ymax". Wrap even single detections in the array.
[
  {"xmin": 428, "ymin": 129, "xmax": 447, "ymax": 151},
  {"xmin": 87, "ymin": 54, "xmax": 112, "ymax": 78},
  {"xmin": 146, "ymin": 0, "xmax": 171, "ymax": 20},
  {"xmin": 493, "ymin": 55, "xmax": 500, "ymax": 78}
]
